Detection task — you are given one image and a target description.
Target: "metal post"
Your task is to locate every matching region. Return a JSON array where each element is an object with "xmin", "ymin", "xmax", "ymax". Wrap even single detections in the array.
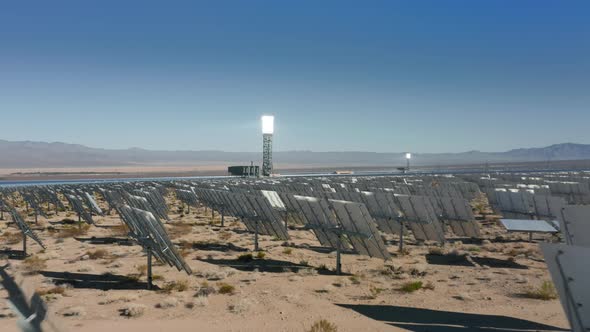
[
  {"xmin": 336, "ymin": 236, "xmax": 342, "ymax": 275},
  {"xmin": 0, "ymin": 209, "xmax": 4, "ymax": 220},
  {"xmin": 147, "ymin": 249, "xmax": 153, "ymax": 290},
  {"xmin": 529, "ymin": 232, "xmax": 533, "ymax": 243},
  {"xmin": 187, "ymin": 203, "xmax": 190, "ymax": 214},
  {"xmin": 22, "ymin": 235, "xmax": 27, "ymax": 258},
  {"xmin": 254, "ymin": 220, "xmax": 259, "ymax": 251},
  {"xmin": 399, "ymin": 219, "xmax": 405, "ymax": 253},
  {"xmin": 212, "ymin": 209, "xmax": 215, "ymax": 219},
  {"xmin": 26, "ymin": 202, "xmax": 29, "ymax": 213},
  {"xmin": 78, "ymin": 213, "xmax": 82, "ymax": 230},
  {"xmin": 221, "ymin": 212, "xmax": 224, "ymax": 227},
  {"xmin": 35, "ymin": 213, "xmax": 38, "ymax": 225}
]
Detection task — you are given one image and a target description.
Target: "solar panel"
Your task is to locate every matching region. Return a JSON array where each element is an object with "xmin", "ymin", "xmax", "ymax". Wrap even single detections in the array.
[
  {"xmin": 117, "ymin": 205, "xmax": 192, "ymax": 289},
  {"xmin": 0, "ymin": 265, "xmax": 50, "ymax": 332},
  {"xmin": 329, "ymin": 199, "xmax": 391, "ymax": 261},
  {"xmin": 499, "ymin": 219, "xmax": 558, "ymax": 242},
  {"xmin": 261, "ymin": 190, "xmax": 287, "ymax": 212},
  {"xmin": 540, "ymin": 243, "xmax": 590, "ymax": 331},
  {"xmin": 8, "ymin": 206, "xmax": 46, "ymax": 256},
  {"xmin": 176, "ymin": 189, "xmax": 199, "ymax": 213},
  {"xmin": 395, "ymin": 195, "xmax": 446, "ymax": 244},
  {"xmin": 428, "ymin": 196, "xmax": 481, "ymax": 238},
  {"xmin": 83, "ymin": 192, "xmax": 104, "ymax": 216},
  {"xmin": 21, "ymin": 191, "xmax": 47, "ymax": 224},
  {"xmin": 65, "ymin": 194, "xmax": 94, "ymax": 224},
  {"xmin": 292, "ymin": 195, "xmax": 389, "ymax": 274},
  {"xmin": 560, "ymin": 205, "xmax": 590, "ymax": 248}
]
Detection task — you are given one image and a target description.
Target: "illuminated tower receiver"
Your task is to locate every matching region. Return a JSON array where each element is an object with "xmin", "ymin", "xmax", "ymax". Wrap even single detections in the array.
[{"xmin": 261, "ymin": 115, "xmax": 274, "ymax": 176}]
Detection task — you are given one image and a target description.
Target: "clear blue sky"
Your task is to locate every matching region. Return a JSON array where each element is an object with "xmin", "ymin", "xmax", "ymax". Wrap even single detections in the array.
[{"xmin": 1, "ymin": 1, "xmax": 589, "ymax": 153}]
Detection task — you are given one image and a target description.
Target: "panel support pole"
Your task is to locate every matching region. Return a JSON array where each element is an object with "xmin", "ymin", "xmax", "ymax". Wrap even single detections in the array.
[
  {"xmin": 399, "ymin": 219, "xmax": 405, "ymax": 254},
  {"xmin": 147, "ymin": 249, "xmax": 153, "ymax": 290},
  {"xmin": 254, "ymin": 220, "xmax": 259, "ymax": 252},
  {"xmin": 336, "ymin": 236, "xmax": 342, "ymax": 275},
  {"xmin": 221, "ymin": 212, "xmax": 224, "ymax": 227},
  {"xmin": 22, "ymin": 235, "xmax": 27, "ymax": 258}
]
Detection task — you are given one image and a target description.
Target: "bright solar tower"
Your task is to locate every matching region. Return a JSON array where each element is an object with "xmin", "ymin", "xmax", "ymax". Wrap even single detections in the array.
[
  {"xmin": 406, "ymin": 152, "xmax": 412, "ymax": 172},
  {"xmin": 261, "ymin": 115, "xmax": 274, "ymax": 177}
]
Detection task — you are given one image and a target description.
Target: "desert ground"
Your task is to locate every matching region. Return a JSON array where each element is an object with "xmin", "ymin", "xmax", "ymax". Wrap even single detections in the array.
[{"xmin": 0, "ymin": 193, "xmax": 569, "ymax": 332}]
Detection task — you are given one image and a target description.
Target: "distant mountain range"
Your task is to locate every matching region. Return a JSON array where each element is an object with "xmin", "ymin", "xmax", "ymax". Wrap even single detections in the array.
[{"xmin": 1, "ymin": 139, "xmax": 590, "ymax": 169}]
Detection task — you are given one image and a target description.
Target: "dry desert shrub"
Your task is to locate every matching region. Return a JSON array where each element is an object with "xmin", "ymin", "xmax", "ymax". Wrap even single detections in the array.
[
  {"xmin": 195, "ymin": 281, "xmax": 216, "ymax": 297},
  {"xmin": 218, "ymin": 283, "xmax": 236, "ymax": 295},
  {"xmin": 22, "ymin": 255, "xmax": 47, "ymax": 275},
  {"xmin": 119, "ymin": 304, "xmax": 146, "ymax": 318},
  {"xmin": 523, "ymin": 281, "xmax": 558, "ymax": 300},
  {"xmin": 109, "ymin": 223, "xmax": 129, "ymax": 237},
  {"xmin": 428, "ymin": 247, "xmax": 445, "ymax": 255},
  {"xmin": 348, "ymin": 275, "xmax": 361, "ymax": 285},
  {"xmin": 1, "ymin": 232, "xmax": 22, "ymax": 245},
  {"xmin": 36, "ymin": 286, "xmax": 66, "ymax": 296},
  {"xmin": 399, "ymin": 281, "xmax": 423, "ymax": 293},
  {"xmin": 218, "ymin": 231, "xmax": 232, "ymax": 241},
  {"xmin": 161, "ymin": 279, "xmax": 189, "ymax": 293},
  {"xmin": 55, "ymin": 224, "xmax": 90, "ymax": 238},
  {"xmin": 227, "ymin": 298, "xmax": 251, "ymax": 314},
  {"xmin": 156, "ymin": 297, "xmax": 178, "ymax": 309},
  {"xmin": 61, "ymin": 306, "xmax": 86, "ymax": 317},
  {"xmin": 85, "ymin": 249, "xmax": 111, "ymax": 260},
  {"xmin": 282, "ymin": 247, "xmax": 293, "ymax": 255},
  {"xmin": 237, "ymin": 253, "xmax": 254, "ymax": 262},
  {"xmin": 167, "ymin": 223, "xmax": 192, "ymax": 239},
  {"xmin": 307, "ymin": 319, "xmax": 338, "ymax": 332}
]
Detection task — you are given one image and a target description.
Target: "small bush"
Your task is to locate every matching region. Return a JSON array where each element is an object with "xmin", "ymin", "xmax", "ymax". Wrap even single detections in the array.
[
  {"xmin": 399, "ymin": 281, "xmax": 423, "ymax": 293},
  {"xmin": 237, "ymin": 253, "xmax": 254, "ymax": 262},
  {"xmin": 195, "ymin": 282, "xmax": 216, "ymax": 297},
  {"xmin": 218, "ymin": 283, "xmax": 236, "ymax": 295},
  {"xmin": 256, "ymin": 251, "xmax": 266, "ymax": 259},
  {"xmin": 523, "ymin": 281, "xmax": 557, "ymax": 300},
  {"xmin": 119, "ymin": 304, "xmax": 146, "ymax": 318},
  {"xmin": 136, "ymin": 264, "xmax": 148, "ymax": 276},
  {"xmin": 55, "ymin": 224, "xmax": 90, "ymax": 238},
  {"xmin": 1, "ymin": 232, "xmax": 22, "ymax": 245},
  {"xmin": 349, "ymin": 275, "xmax": 361, "ymax": 285},
  {"xmin": 307, "ymin": 319, "xmax": 338, "ymax": 332},
  {"xmin": 86, "ymin": 249, "xmax": 111, "ymax": 260},
  {"xmin": 110, "ymin": 224, "xmax": 129, "ymax": 237},
  {"xmin": 368, "ymin": 285, "xmax": 384, "ymax": 299},
  {"xmin": 283, "ymin": 248, "xmax": 293, "ymax": 255},
  {"xmin": 36, "ymin": 286, "xmax": 66, "ymax": 296},
  {"xmin": 161, "ymin": 280, "xmax": 189, "ymax": 293},
  {"xmin": 22, "ymin": 256, "xmax": 47, "ymax": 275},
  {"xmin": 218, "ymin": 232, "xmax": 232, "ymax": 241},
  {"xmin": 423, "ymin": 281, "xmax": 436, "ymax": 290},
  {"xmin": 428, "ymin": 247, "xmax": 444, "ymax": 255}
]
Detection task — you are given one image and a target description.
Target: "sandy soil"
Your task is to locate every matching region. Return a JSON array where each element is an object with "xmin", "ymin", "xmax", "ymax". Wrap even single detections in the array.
[{"xmin": 0, "ymin": 195, "xmax": 569, "ymax": 332}]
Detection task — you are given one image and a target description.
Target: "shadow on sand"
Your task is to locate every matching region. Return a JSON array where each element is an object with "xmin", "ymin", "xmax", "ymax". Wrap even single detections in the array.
[
  {"xmin": 0, "ymin": 249, "xmax": 26, "ymax": 260},
  {"xmin": 426, "ymin": 254, "xmax": 528, "ymax": 269},
  {"xmin": 336, "ymin": 304, "xmax": 568, "ymax": 332},
  {"xmin": 199, "ymin": 257, "xmax": 345, "ymax": 275},
  {"xmin": 40, "ymin": 271, "xmax": 153, "ymax": 290},
  {"xmin": 178, "ymin": 241, "xmax": 249, "ymax": 253},
  {"xmin": 74, "ymin": 236, "xmax": 133, "ymax": 246}
]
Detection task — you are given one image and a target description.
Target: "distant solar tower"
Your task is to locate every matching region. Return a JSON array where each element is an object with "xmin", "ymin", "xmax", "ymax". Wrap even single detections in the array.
[
  {"xmin": 261, "ymin": 115, "xmax": 274, "ymax": 177},
  {"xmin": 405, "ymin": 153, "xmax": 412, "ymax": 172}
]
